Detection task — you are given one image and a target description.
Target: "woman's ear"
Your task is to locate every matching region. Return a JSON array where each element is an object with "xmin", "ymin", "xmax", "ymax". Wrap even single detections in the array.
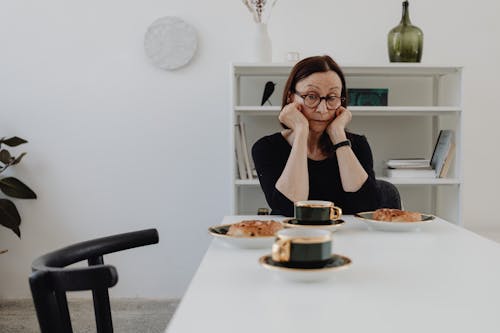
[{"xmin": 286, "ymin": 92, "xmax": 293, "ymax": 103}]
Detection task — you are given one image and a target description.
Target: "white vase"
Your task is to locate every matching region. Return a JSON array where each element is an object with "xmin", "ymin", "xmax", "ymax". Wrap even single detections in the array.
[{"xmin": 253, "ymin": 23, "xmax": 272, "ymax": 62}]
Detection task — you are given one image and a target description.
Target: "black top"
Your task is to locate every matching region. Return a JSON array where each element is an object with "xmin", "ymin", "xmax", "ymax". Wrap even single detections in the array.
[{"xmin": 252, "ymin": 132, "xmax": 380, "ymax": 217}]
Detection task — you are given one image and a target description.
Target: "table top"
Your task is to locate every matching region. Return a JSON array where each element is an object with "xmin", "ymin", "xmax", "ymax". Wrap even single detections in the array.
[{"xmin": 165, "ymin": 215, "xmax": 500, "ymax": 333}]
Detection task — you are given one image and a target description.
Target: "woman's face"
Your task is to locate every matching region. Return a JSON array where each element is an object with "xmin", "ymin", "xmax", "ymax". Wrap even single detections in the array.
[{"xmin": 291, "ymin": 71, "xmax": 343, "ymax": 132}]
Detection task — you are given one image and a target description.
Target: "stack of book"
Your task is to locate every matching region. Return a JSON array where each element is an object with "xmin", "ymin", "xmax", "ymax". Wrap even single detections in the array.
[
  {"xmin": 385, "ymin": 130, "xmax": 456, "ymax": 178},
  {"xmin": 385, "ymin": 159, "xmax": 435, "ymax": 178},
  {"xmin": 234, "ymin": 122, "xmax": 256, "ymax": 180}
]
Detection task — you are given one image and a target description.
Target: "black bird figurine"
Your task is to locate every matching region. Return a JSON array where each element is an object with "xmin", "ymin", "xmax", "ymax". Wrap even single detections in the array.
[{"xmin": 261, "ymin": 81, "xmax": 276, "ymax": 106}]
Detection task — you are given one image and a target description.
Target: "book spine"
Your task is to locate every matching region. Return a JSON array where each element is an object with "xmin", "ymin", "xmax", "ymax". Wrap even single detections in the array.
[
  {"xmin": 430, "ymin": 130, "xmax": 454, "ymax": 176},
  {"xmin": 239, "ymin": 121, "xmax": 253, "ymax": 180},
  {"xmin": 439, "ymin": 143, "xmax": 456, "ymax": 178},
  {"xmin": 234, "ymin": 124, "xmax": 247, "ymax": 180}
]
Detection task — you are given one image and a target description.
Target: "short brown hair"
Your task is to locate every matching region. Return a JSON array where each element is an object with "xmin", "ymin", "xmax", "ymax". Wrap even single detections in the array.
[{"xmin": 281, "ymin": 55, "xmax": 348, "ymax": 156}]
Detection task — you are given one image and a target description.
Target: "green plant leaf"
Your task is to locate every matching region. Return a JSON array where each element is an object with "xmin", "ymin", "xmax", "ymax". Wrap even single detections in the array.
[
  {"xmin": 0, "ymin": 150, "xmax": 11, "ymax": 164},
  {"xmin": 0, "ymin": 177, "xmax": 37, "ymax": 199},
  {"xmin": 2, "ymin": 137, "xmax": 27, "ymax": 147},
  {"xmin": 12, "ymin": 152, "xmax": 27, "ymax": 165},
  {"xmin": 0, "ymin": 199, "xmax": 21, "ymax": 238}
]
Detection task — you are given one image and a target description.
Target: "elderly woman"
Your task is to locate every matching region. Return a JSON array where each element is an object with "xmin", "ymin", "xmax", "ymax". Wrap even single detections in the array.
[{"xmin": 252, "ymin": 55, "xmax": 380, "ymax": 217}]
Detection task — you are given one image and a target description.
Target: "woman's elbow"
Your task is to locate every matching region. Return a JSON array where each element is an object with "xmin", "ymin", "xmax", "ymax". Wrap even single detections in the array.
[{"xmin": 342, "ymin": 176, "xmax": 368, "ymax": 192}]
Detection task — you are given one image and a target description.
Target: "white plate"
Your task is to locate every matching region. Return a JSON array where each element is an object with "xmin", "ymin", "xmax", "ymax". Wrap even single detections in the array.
[
  {"xmin": 208, "ymin": 223, "xmax": 279, "ymax": 249},
  {"xmin": 355, "ymin": 211, "xmax": 435, "ymax": 232},
  {"xmin": 282, "ymin": 218, "xmax": 345, "ymax": 232},
  {"xmin": 259, "ymin": 254, "xmax": 351, "ymax": 282}
]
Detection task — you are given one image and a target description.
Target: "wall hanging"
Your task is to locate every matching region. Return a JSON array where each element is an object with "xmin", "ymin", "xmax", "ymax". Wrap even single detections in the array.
[{"xmin": 144, "ymin": 16, "xmax": 198, "ymax": 70}]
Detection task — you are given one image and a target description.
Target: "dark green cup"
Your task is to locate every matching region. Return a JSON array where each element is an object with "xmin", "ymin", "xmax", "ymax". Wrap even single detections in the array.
[
  {"xmin": 272, "ymin": 229, "xmax": 332, "ymax": 267},
  {"xmin": 295, "ymin": 200, "xmax": 342, "ymax": 225}
]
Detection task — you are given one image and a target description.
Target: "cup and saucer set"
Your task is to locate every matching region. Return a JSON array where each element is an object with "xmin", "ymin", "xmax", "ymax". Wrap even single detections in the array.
[
  {"xmin": 259, "ymin": 228, "xmax": 351, "ymax": 282},
  {"xmin": 282, "ymin": 200, "xmax": 345, "ymax": 232},
  {"xmin": 262, "ymin": 200, "xmax": 350, "ymax": 282}
]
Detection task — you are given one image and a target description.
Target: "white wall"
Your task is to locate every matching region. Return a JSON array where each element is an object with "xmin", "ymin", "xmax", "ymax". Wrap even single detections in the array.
[{"xmin": 1, "ymin": 0, "xmax": 499, "ymax": 299}]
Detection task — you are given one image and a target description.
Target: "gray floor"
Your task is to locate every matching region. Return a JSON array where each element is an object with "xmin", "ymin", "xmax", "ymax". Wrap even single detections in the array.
[{"xmin": 0, "ymin": 298, "xmax": 179, "ymax": 333}]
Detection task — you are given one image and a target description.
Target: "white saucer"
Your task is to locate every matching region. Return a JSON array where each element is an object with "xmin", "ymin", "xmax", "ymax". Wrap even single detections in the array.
[
  {"xmin": 355, "ymin": 211, "xmax": 435, "ymax": 232},
  {"xmin": 259, "ymin": 254, "xmax": 351, "ymax": 282},
  {"xmin": 282, "ymin": 219, "xmax": 345, "ymax": 232}
]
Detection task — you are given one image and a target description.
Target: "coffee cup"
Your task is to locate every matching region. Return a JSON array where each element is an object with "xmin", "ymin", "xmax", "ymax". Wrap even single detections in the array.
[
  {"xmin": 294, "ymin": 200, "xmax": 342, "ymax": 225},
  {"xmin": 271, "ymin": 228, "xmax": 332, "ymax": 267}
]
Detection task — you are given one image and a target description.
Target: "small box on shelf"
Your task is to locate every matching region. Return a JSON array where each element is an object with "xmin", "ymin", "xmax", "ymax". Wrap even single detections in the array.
[
  {"xmin": 257, "ymin": 208, "xmax": 270, "ymax": 215},
  {"xmin": 348, "ymin": 88, "xmax": 388, "ymax": 106}
]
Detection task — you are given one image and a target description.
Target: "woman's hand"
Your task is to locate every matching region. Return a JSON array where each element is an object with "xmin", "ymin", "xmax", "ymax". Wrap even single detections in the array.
[
  {"xmin": 327, "ymin": 106, "xmax": 352, "ymax": 142},
  {"xmin": 278, "ymin": 102, "xmax": 309, "ymax": 132}
]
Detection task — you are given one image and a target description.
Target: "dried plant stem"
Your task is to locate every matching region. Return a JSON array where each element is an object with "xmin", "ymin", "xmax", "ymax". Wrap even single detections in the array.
[{"xmin": 242, "ymin": 0, "xmax": 277, "ymax": 23}]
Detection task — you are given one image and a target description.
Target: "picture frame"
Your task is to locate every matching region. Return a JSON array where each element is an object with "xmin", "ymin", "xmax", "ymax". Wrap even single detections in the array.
[{"xmin": 347, "ymin": 88, "xmax": 388, "ymax": 106}]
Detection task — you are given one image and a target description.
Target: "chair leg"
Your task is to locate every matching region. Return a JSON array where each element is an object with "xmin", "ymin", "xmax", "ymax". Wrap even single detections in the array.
[
  {"xmin": 92, "ymin": 288, "xmax": 114, "ymax": 333},
  {"xmin": 30, "ymin": 271, "xmax": 71, "ymax": 333},
  {"xmin": 89, "ymin": 256, "xmax": 114, "ymax": 333},
  {"xmin": 55, "ymin": 291, "xmax": 74, "ymax": 332}
]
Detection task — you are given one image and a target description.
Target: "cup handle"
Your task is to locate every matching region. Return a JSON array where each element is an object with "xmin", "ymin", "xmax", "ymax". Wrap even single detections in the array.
[
  {"xmin": 330, "ymin": 206, "xmax": 342, "ymax": 220},
  {"xmin": 272, "ymin": 238, "xmax": 291, "ymax": 262}
]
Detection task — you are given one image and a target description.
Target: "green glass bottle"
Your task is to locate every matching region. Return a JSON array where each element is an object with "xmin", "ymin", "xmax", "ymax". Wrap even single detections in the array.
[{"xmin": 388, "ymin": 1, "xmax": 423, "ymax": 62}]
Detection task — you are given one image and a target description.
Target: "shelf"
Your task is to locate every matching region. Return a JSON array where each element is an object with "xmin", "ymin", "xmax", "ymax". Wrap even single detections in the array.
[
  {"xmin": 235, "ymin": 179, "xmax": 260, "ymax": 186},
  {"xmin": 377, "ymin": 177, "xmax": 461, "ymax": 185},
  {"xmin": 233, "ymin": 63, "xmax": 462, "ymax": 77},
  {"xmin": 235, "ymin": 106, "xmax": 461, "ymax": 116},
  {"xmin": 232, "ymin": 63, "xmax": 462, "ymax": 225},
  {"xmin": 235, "ymin": 178, "xmax": 461, "ymax": 186},
  {"xmin": 235, "ymin": 106, "xmax": 279, "ymax": 115}
]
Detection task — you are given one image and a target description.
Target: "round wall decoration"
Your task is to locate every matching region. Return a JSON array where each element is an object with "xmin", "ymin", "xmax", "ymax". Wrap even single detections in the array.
[{"xmin": 144, "ymin": 16, "xmax": 198, "ymax": 70}]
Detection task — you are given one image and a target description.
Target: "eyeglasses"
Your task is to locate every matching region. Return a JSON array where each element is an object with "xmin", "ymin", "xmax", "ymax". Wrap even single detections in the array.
[{"xmin": 295, "ymin": 92, "xmax": 345, "ymax": 110}]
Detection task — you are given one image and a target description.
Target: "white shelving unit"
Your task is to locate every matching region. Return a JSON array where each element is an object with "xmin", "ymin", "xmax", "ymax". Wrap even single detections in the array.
[{"xmin": 231, "ymin": 63, "xmax": 463, "ymax": 225}]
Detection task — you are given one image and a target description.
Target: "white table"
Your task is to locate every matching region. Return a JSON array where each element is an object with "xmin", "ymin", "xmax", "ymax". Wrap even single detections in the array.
[{"xmin": 166, "ymin": 215, "xmax": 500, "ymax": 333}]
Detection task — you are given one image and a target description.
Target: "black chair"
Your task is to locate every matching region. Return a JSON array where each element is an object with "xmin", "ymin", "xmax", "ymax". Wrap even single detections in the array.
[
  {"xmin": 29, "ymin": 228, "xmax": 159, "ymax": 333},
  {"xmin": 376, "ymin": 179, "xmax": 402, "ymax": 209}
]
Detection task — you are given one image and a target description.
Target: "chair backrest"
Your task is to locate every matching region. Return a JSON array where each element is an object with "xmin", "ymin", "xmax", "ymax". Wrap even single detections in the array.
[
  {"xmin": 376, "ymin": 179, "xmax": 402, "ymax": 209},
  {"xmin": 29, "ymin": 228, "xmax": 159, "ymax": 333}
]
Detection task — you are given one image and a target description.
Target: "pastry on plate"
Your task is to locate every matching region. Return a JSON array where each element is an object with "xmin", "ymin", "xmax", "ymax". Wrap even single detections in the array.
[
  {"xmin": 372, "ymin": 208, "xmax": 422, "ymax": 222},
  {"xmin": 226, "ymin": 220, "xmax": 283, "ymax": 237}
]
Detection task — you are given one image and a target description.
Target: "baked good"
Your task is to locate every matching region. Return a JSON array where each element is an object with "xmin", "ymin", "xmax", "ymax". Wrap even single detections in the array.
[
  {"xmin": 226, "ymin": 220, "xmax": 283, "ymax": 237},
  {"xmin": 372, "ymin": 208, "xmax": 422, "ymax": 222}
]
